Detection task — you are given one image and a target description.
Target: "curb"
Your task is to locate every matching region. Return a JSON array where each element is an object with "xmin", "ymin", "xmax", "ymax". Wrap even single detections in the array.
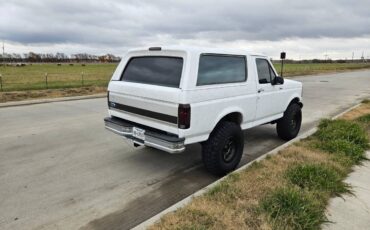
[
  {"xmin": 132, "ymin": 102, "xmax": 363, "ymax": 230},
  {"xmin": 0, "ymin": 93, "xmax": 106, "ymax": 108}
]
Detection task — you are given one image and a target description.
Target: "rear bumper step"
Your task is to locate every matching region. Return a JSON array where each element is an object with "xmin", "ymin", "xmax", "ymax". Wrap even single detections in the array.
[{"xmin": 104, "ymin": 117, "xmax": 185, "ymax": 154}]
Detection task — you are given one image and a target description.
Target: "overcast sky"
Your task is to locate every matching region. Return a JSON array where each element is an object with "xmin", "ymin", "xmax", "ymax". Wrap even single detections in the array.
[{"xmin": 1, "ymin": 0, "xmax": 370, "ymax": 59}]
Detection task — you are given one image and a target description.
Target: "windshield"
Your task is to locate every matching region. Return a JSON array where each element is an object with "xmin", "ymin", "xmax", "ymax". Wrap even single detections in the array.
[{"xmin": 121, "ymin": 56, "xmax": 183, "ymax": 88}]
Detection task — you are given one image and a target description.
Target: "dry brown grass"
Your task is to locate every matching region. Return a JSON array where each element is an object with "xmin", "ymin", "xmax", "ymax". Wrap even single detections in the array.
[
  {"xmin": 0, "ymin": 86, "xmax": 106, "ymax": 103},
  {"xmin": 150, "ymin": 144, "xmax": 345, "ymax": 230},
  {"xmin": 340, "ymin": 99, "xmax": 370, "ymax": 121},
  {"xmin": 340, "ymin": 99, "xmax": 370, "ymax": 135},
  {"xmin": 150, "ymin": 100, "xmax": 370, "ymax": 230}
]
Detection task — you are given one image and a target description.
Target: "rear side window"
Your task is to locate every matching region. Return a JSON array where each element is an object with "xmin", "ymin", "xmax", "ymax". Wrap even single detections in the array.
[
  {"xmin": 197, "ymin": 54, "xmax": 247, "ymax": 86},
  {"xmin": 256, "ymin": 58, "xmax": 276, "ymax": 84},
  {"xmin": 121, "ymin": 56, "xmax": 183, "ymax": 88}
]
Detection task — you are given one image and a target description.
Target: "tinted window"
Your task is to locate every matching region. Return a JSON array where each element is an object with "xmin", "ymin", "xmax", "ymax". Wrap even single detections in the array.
[
  {"xmin": 256, "ymin": 58, "xmax": 275, "ymax": 84},
  {"xmin": 197, "ymin": 54, "xmax": 247, "ymax": 86},
  {"xmin": 269, "ymin": 64, "xmax": 276, "ymax": 83},
  {"xmin": 121, "ymin": 56, "xmax": 183, "ymax": 88}
]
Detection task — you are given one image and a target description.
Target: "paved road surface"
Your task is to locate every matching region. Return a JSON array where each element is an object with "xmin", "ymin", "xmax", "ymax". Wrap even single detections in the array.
[{"xmin": 1, "ymin": 70, "xmax": 370, "ymax": 230}]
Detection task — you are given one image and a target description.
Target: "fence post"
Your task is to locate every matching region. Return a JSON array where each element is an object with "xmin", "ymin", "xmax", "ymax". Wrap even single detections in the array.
[
  {"xmin": 0, "ymin": 74, "xmax": 2, "ymax": 92},
  {"xmin": 81, "ymin": 72, "xmax": 84, "ymax": 86},
  {"xmin": 45, "ymin": 73, "xmax": 48, "ymax": 89}
]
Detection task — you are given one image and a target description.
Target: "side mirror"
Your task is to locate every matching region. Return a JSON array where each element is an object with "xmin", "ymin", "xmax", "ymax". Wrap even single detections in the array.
[
  {"xmin": 280, "ymin": 52, "xmax": 286, "ymax": 60},
  {"xmin": 273, "ymin": 76, "xmax": 284, "ymax": 85}
]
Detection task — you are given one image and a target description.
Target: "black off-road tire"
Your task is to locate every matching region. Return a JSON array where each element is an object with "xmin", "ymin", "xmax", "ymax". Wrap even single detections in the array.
[
  {"xmin": 202, "ymin": 121, "xmax": 244, "ymax": 176},
  {"xmin": 276, "ymin": 103, "xmax": 302, "ymax": 140}
]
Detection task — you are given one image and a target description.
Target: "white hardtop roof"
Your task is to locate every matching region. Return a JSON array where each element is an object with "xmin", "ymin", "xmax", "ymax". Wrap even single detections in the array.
[{"xmin": 127, "ymin": 46, "xmax": 266, "ymax": 57}]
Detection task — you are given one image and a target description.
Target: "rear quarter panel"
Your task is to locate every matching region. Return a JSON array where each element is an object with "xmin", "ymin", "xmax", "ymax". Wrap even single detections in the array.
[{"xmin": 179, "ymin": 54, "xmax": 258, "ymax": 144}]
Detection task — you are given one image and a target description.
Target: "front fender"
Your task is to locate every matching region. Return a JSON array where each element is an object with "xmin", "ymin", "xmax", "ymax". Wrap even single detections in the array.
[{"xmin": 284, "ymin": 93, "xmax": 303, "ymax": 111}]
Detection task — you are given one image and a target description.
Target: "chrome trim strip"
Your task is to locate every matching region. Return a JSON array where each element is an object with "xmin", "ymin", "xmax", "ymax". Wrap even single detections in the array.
[
  {"xmin": 105, "ymin": 126, "xmax": 132, "ymax": 136},
  {"xmin": 104, "ymin": 122, "xmax": 185, "ymax": 154},
  {"xmin": 145, "ymin": 140, "xmax": 185, "ymax": 153}
]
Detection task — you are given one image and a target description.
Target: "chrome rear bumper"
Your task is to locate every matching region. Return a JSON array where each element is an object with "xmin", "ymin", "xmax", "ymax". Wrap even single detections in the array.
[{"xmin": 104, "ymin": 117, "xmax": 185, "ymax": 154}]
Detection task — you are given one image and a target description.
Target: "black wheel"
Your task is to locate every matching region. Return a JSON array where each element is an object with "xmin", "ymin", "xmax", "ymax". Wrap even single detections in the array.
[
  {"xmin": 276, "ymin": 103, "xmax": 302, "ymax": 140},
  {"xmin": 202, "ymin": 121, "xmax": 244, "ymax": 176}
]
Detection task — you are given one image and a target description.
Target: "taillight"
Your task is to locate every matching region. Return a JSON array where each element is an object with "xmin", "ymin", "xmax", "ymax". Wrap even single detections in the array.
[
  {"xmin": 178, "ymin": 104, "xmax": 191, "ymax": 129},
  {"xmin": 107, "ymin": 91, "xmax": 110, "ymax": 108}
]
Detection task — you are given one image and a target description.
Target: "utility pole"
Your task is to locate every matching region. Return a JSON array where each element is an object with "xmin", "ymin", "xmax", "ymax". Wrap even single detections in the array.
[
  {"xmin": 2, "ymin": 40, "xmax": 4, "ymax": 68},
  {"xmin": 352, "ymin": 52, "xmax": 354, "ymax": 62},
  {"xmin": 361, "ymin": 51, "xmax": 365, "ymax": 63}
]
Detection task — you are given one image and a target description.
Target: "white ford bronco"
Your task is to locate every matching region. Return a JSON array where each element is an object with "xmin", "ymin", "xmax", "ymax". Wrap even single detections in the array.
[{"xmin": 104, "ymin": 46, "xmax": 303, "ymax": 175}]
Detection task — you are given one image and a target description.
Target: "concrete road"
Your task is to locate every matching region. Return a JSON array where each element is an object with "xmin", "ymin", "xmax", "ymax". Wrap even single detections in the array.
[{"xmin": 1, "ymin": 70, "xmax": 370, "ymax": 230}]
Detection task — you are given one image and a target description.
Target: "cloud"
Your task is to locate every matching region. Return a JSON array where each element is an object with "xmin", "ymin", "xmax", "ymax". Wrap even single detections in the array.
[{"xmin": 0, "ymin": 0, "xmax": 370, "ymax": 58}]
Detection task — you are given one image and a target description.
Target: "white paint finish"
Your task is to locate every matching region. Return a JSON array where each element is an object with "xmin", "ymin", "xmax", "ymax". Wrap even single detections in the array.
[
  {"xmin": 109, "ymin": 81, "xmax": 181, "ymax": 104},
  {"xmin": 252, "ymin": 57, "xmax": 303, "ymax": 119},
  {"xmin": 109, "ymin": 109, "xmax": 179, "ymax": 134},
  {"xmin": 181, "ymin": 92, "xmax": 256, "ymax": 142},
  {"xmin": 108, "ymin": 81, "xmax": 181, "ymax": 134},
  {"xmin": 108, "ymin": 46, "xmax": 302, "ymax": 144},
  {"xmin": 109, "ymin": 92, "xmax": 178, "ymax": 116}
]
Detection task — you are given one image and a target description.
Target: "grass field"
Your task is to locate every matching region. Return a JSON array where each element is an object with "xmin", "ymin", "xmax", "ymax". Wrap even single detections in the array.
[
  {"xmin": 0, "ymin": 62, "xmax": 370, "ymax": 92},
  {"xmin": 0, "ymin": 62, "xmax": 370, "ymax": 102},
  {"xmin": 0, "ymin": 63, "xmax": 117, "ymax": 91},
  {"xmin": 274, "ymin": 62, "xmax": 370, "ymax": 77}
]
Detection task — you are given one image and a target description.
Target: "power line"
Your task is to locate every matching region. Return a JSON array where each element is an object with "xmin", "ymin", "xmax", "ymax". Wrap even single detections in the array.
[
  {"xmin": 361, "ymin": 51, "xmax": 365, "ymax": 62},
  {"xmin": 2, "ymin": 40, "xmax": 4, "ymax": 67}
]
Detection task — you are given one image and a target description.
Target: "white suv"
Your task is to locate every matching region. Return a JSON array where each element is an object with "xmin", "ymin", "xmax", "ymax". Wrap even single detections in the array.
[{"xmin": 104, "ymin": 46, "xmax": 303, "ymax": 175}]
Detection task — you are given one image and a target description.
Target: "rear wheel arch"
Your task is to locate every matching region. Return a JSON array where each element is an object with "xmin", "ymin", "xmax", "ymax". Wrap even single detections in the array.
[
  {"xmin": 219, "ymin": 112, "xmax": 243, "ymax": 125},
  {"xmin": 212, "ymin": 111, "xmax": 243, "ymax": 133},
  {"xmin": 204, "ymin": 111, "xmax": 243, "ymax": 143}
]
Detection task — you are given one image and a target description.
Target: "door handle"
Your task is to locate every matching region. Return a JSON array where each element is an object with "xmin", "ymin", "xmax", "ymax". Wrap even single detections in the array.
[{"xmin": 258, "ymin": 88, "xmax": 265, "ymax": 93}]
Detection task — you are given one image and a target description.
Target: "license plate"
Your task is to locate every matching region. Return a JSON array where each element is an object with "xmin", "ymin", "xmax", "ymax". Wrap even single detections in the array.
[{"xmin": 132, "ymin": 127, "xmax": 145, "ymax": 140}]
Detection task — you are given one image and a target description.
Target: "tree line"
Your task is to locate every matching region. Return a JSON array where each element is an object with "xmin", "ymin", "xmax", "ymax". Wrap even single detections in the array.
[
  {"xmin": 1, "ymin": 52, "xmax": 367, "ymax": 64},
  {"xmin": 271, "ymin": 58, "xmax": 368, "ymax": 64},
  {"xmin": 0, "ymin": 52, "xmax": 121, "ymax": 63}
]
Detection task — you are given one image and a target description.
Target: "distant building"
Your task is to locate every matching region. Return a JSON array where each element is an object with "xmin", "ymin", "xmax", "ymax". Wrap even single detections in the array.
[{"xmin": 99, "ymin": 54, "xmax": 121, "ymax": 62}]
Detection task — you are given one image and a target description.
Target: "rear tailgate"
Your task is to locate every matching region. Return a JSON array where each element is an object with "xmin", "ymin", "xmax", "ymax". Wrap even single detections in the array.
[
  {"xmin": 108, "ymin": 82, "xmax": 181, "ymax": 135},
  {"xmin": 107, "ymin": 50, "xmax": 187, "ymax": 135}
]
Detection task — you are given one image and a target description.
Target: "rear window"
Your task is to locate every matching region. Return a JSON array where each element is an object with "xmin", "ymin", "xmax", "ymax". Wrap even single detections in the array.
[
  {"xmin": 197, "ymin": 54, "xmax": 247, "ymax": 86},
  {"xmin": 121, "ymin": 56, "xmax": 183, "ymax": 88}
]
